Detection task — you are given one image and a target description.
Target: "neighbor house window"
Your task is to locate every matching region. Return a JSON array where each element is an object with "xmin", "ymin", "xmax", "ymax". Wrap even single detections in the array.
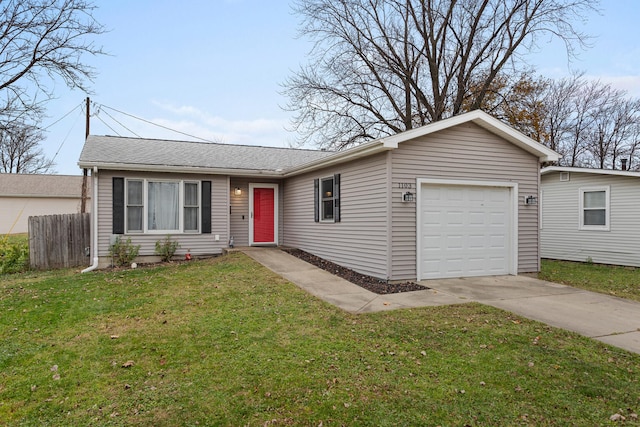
[
  {"xmin": 579, "ymin": 186, "xmax": 610, "ymax": 231},
  {"xmin": 124, "ymin": 179, "xmax": 201, "ymax": 233},
  {"xmin": 314, "ymin": 174, "xmax": 341, "ymax": 223}
]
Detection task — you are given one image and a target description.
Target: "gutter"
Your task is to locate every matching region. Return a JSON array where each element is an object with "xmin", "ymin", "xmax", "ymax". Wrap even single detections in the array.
[
  {"xmin": 81, "ymin": 167, "xmax": 99, "ymax": 273},
  {"xmin": 77, "ymin": 162, "xmax": 286, "ymax": 178},
  {"xmin": 283, "ymin": 139, "xmax": 398, "ymax": 177}
]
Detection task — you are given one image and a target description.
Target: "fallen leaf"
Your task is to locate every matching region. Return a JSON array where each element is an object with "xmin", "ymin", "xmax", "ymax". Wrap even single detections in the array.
[
  {"xmin": 122, "ymin": 360, "xmax": 134, "ymax": 368},
  {"xmin": 110, "ymin": 335, "xmax": 119, "ymax": 339},
  {"xmin": 610, "ymin": 413, "xmax": 625, "ymax": 422}
]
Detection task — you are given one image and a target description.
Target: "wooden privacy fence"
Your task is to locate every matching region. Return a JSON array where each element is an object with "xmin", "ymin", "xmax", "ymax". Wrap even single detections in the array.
[{"xmin": 29, "ymin": 213, "xmax": 91, "ymax": 270}]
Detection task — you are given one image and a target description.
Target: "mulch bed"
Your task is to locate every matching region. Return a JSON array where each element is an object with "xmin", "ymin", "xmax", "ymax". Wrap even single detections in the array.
[{"xmin": 284, "ymin": 248, "xmax": 428, "ymax": 295}]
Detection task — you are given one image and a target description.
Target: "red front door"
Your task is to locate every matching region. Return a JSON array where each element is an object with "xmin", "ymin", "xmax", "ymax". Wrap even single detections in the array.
[{"xmin": 252, "ymin": 186, "xmax": 276, "ymax": 244}]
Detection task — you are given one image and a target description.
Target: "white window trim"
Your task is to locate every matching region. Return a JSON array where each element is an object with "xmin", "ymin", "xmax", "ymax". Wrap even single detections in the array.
[
  {"xmin": 126, "ymin": 179, "xmax": 144, "ymax": 233},
  {"xmin": 579, "ymin": 186, "xmax": 610, "ymax": 231},
  {"xmin": 183, "ymin": 180, "xmax": 201, "ymax": 234},
  {"xmin": 319, "ymin": 176, "xmax": 335, "ymax": 222},
  {"xmin": 125, "ymin": 179, "xmax": 201, "ymax": 234}
]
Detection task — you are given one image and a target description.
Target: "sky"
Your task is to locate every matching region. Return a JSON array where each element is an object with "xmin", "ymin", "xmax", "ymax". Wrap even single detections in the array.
[{"xmin": 35, "ymin": 0, "xmax": 640, "ymax": 175}]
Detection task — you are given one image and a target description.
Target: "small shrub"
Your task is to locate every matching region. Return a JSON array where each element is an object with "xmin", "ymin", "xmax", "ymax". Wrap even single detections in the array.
[
  {"xmin": 108, "ymin": 236, "xmax": 140, "ymax": 267},
  {"xmin": 155, "ymin": 235, "xmax": 180, "ymax": 262},
  {"xmin": 0, "ymin": 237, "xmax": 29, "ymax": 274}
]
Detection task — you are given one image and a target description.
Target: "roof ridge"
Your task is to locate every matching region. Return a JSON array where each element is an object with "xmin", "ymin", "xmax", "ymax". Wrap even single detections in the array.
[{"xmin": 88, "ymin": 134, "xmax": 331, "ymax": 154}]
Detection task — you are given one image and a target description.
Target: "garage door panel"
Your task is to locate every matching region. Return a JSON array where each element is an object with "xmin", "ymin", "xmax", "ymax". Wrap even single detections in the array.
[{"xmin": 420, "ymin": 183, "xmax": 513, "ymax": 279}]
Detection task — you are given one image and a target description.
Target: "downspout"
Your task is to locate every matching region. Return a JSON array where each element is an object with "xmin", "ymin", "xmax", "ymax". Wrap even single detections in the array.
[{"xmin": 82, "ymin": 167, "xmax": 99, "ymax": 273}]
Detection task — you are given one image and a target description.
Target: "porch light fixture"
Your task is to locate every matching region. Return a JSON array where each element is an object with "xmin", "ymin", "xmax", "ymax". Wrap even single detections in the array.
[
  {"xmin": 234, "ymin": 187, "xmax": 242, "ymax": 196},
  {"xmin": 525, "ymin": 195, "xmax": 538, "ymax": 205},
  {"xmin": 403, "ymin": 191, "xmax": 414, "ymax": 202}
]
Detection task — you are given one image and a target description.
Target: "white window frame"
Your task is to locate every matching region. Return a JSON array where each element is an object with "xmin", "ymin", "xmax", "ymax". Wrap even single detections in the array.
[
  {"xmin": 183, "ymin": 181, "xmax": 201, "ymax": 233},
  {"xmin": 579, "ymin": 186, "xmax": 610, "ymax": 231},
  {"xmin": 319, "ymin": 176, "xmax": 335, "ymax": 222},
  {"xmin": 125, "ymin": 179, "xmax": 201, "ymax": 234},
  {"xmin": 126, "ymin": 179, "xmax": 144, "ymax": 232}
]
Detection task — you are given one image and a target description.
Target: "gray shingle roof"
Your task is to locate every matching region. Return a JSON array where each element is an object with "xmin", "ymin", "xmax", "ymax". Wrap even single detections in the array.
[{"xmin": 78, "ymin": 135, "xmax": 333, "ymax": 173}]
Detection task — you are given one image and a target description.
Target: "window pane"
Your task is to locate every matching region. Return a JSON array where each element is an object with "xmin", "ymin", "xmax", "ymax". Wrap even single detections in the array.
[
  {"xmin": 127, "ymin": 206, "xmax": 143, "ymax": 231},
  {"xmin": 184, "ymin": 182, "xmax": 198, "ymax": 206},
  {"xmin": 148, "ymin": 181, "xmax": 179, "ymax": 230},
  {"xmin": 322, "ymin": 200, "xmax": 334, "ymax": 220},
  {"xmin": 184, "ymin": 207, "xmax": 198, "ymax": 231},
  {"xmin": 128, "ymin": 180, "xmax": 143, "ymax": 205},
  {"xmin": 321, "ymin": 178, "xmax": 334, "ymax": 199},
  {"xmin": 584, "ymin": 191, "xmax": 605, "ymax": 208},
  {"xmin": 584, "ymin": 209, "xmax": 606, "ymax": 226}
]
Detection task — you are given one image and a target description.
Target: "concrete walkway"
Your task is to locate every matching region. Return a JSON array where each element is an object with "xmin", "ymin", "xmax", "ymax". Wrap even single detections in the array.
[{"xmin": 242, "ymin": 248, "xmax": 640, "ymax": 355}]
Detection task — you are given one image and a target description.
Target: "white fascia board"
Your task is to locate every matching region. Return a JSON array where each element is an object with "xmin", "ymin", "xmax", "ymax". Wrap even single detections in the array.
[
  {"xmin": 283, "ymin": 141, "xmax": 394, "ymax": 177},
  {"xmin": 77, "ymin": 162, "xmax": 285, "ymax": 177},
  {"xmin": 541, "ymin": 166, "xmax": 640, "ymax": 178}
]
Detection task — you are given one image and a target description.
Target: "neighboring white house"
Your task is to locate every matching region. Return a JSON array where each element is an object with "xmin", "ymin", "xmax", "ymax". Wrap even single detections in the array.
[
  {"xmin": 541, "ymin": 166, "xmax": 640, "ymax": 266},
  {"xmin": 0, "ymin": 174, "xmax": 91, "ymax": 234}
]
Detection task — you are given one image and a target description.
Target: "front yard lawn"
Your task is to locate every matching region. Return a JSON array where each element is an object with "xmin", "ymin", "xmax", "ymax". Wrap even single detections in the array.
[
  {"xmin": 540, "ymin": 259, "xmax": 640, "ymax": 303},
  {"xmin": 2, "ymin": 252, "xmax": 639, "ymax": 426}
]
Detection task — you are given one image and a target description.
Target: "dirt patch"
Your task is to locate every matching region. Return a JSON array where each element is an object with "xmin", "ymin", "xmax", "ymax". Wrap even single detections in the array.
[{"xmin": 284, "ymin": 248, "xmax": 428, "ymax": 295}]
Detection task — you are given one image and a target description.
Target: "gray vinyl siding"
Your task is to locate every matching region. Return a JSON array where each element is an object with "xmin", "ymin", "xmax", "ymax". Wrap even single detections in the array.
[
  {"xmin": 541, "ymin": 172, "xmax": 640, "ymax": 266},
  {"xmin": 390, "ymin": 122, "xmax": 540, "ymax": 280},
  {"xmin": 95, "ymin": 170, "xmax": 228, "ymax": 265},
  {"xmin": 229, "ymin": 177, "xmax": 284, "ymax": 247},
  {"xmin": 283, "ymin": 153, "xmax": 390, "ymax": 279}
]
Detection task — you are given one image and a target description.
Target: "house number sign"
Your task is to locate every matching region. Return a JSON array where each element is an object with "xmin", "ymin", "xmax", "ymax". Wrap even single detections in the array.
[{"xmin": 398, "ymin": 183, "xmax": 413, "ymax": 189}]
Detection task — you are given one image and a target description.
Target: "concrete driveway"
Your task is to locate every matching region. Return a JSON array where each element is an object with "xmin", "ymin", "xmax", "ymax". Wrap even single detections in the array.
[{"xmin": 243, "ymin": 248, "xmax": 640, "ymax": 355}]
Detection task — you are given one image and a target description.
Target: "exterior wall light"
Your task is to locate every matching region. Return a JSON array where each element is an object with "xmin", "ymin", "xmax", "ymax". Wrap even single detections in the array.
[
  {"xmin": 403, "ymin": 191, "xmax": 414, "ymax": 202},
  {"xmin": 525, "ymin": 195, "xmax": 538, "ymax": 205},
  {"xmin": 234, "ymin": 187, "xmax": 242, "ymax": 196}
]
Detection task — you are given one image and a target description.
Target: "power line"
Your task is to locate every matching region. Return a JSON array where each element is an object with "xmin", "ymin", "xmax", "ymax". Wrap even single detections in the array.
[
  {"xmin": 99, "ymin": 104, "xmax": 216, "ymax": 142},
  {"xmin": 50, "ymin": 107, "xmax": 84, "ymax": 163},
  {"xmin": 94, "ymin": 112, "xmax": 121, "ymax": 136},
  {"xmin": 98, "ymin": 108, "xmax": 141, "ymax": 137},
  {"xmin": 41, "ymin": 101, "xmax": 84, "ymax": 131}
]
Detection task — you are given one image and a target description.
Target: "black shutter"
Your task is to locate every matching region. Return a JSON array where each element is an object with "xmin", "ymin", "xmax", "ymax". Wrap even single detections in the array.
[
  {"xmin": 313, "ymin": 178, "xmax": 319, "ymax": 222},
  {"xmin": 112, "ymin": 177, "xmax": 125, "ymax": 234},
  {"xmin": 201, "ymin": 180, "xmax": 212, "ymax": 234},
  {"xmin": 333, "ymin": 173, "xmax": 341, "ymax": 222}
]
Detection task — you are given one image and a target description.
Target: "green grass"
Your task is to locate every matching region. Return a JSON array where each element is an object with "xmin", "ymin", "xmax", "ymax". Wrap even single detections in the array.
[
  {"xmin": 540, "ymin": 259, "xmax": 640, "ymax": 302},
  {"xmin": 2, "ymin": 233, "xmax": 28, "ymax": 245},
  {"xmin": 2, "ymin": 253, "xmax": 639, "ymax": 426}
]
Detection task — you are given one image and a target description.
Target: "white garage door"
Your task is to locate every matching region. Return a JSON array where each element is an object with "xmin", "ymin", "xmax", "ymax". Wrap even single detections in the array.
[{"xmin": 419, "ymin": 184, "xmax": 513, "ymax": 279}]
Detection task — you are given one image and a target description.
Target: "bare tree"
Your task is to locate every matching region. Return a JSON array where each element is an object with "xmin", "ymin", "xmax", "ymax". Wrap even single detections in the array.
[
  {"xmin": 0, "ymin": 0, "xmax": 105, "ymax": 127},
  {"xmin": 0, "ymin": 123, "xmax": 54, "ymax": 173},
  {"xmin": 538, "ymin": 74, "xmax": 640, "ymax": 169},
  {"xmin": 584, "ymin": 93, "xmax": 640, "ymax": 169},
  {"xmin": 284, "ymin": 0, "xmax": 598, "ymax": 150}
]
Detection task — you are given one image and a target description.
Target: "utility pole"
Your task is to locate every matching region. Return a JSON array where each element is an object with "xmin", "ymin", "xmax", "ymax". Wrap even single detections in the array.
[{"xmin": 80, "ymin": 97, "xmax": 90, "ymax": 213}]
